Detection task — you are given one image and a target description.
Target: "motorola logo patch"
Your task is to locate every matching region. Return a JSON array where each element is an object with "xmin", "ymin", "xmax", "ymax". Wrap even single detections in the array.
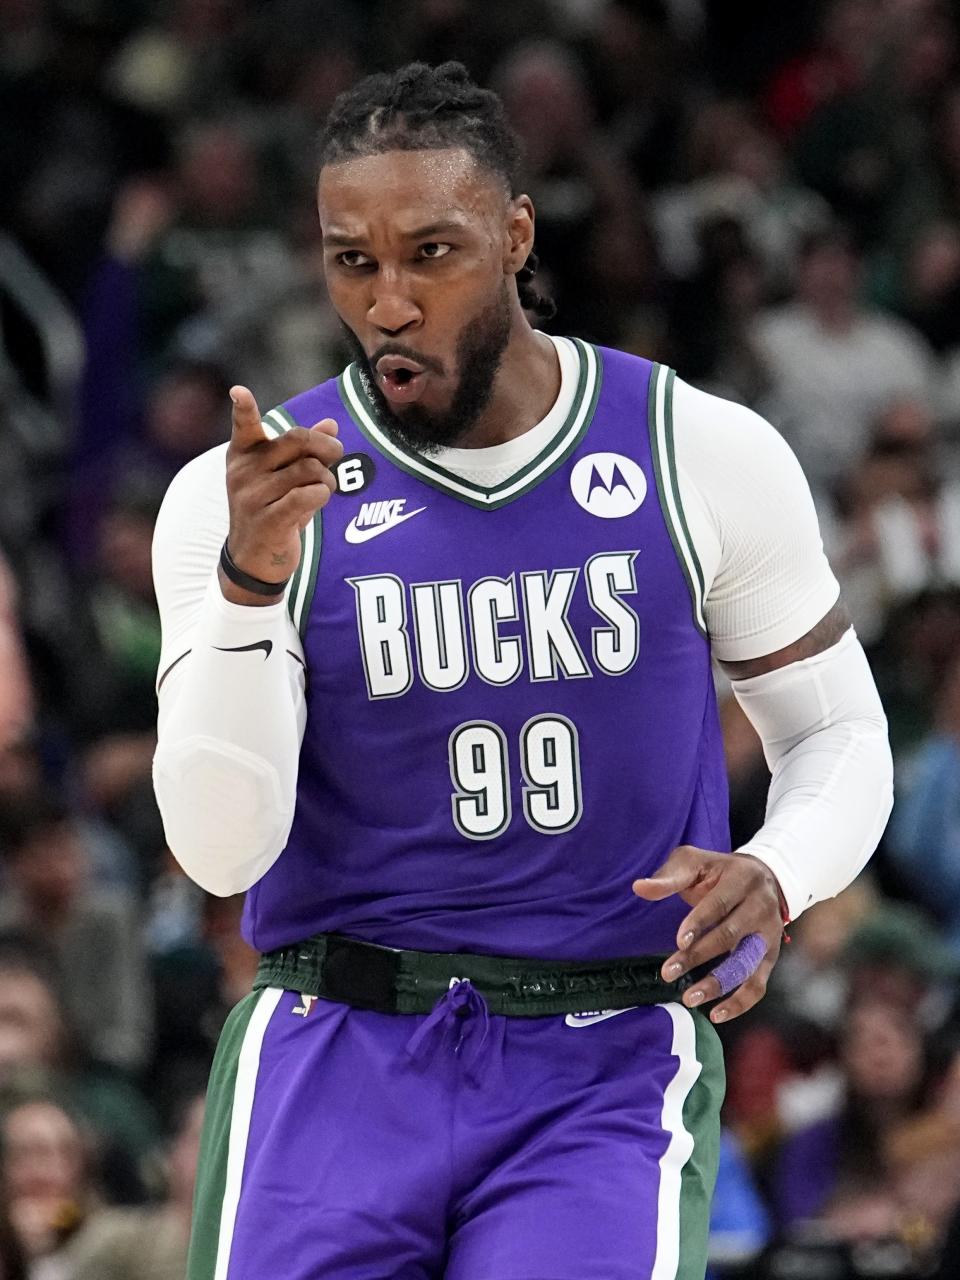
[
  {"xmin": 570, "ymin": 453, "xmax": 647, "ymax": 518},
  {"xmin": 333, "ymin": 452, "xmax": 376, "ymax": 497}
]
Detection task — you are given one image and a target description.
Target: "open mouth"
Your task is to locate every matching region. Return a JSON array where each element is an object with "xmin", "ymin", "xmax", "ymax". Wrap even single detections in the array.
[{"xmin": 375, "ymin": 354, "xmax": 429, "ymax": 406}]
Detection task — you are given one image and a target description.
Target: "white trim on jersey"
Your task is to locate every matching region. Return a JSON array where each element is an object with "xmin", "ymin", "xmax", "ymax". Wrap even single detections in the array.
[
  {"xmin": 339, "ymin": 341, "xmax": 600, "ymax": 508},
  {"xmin": 261, "ymin": 408, "xmax": 321, "ymax": 639}
]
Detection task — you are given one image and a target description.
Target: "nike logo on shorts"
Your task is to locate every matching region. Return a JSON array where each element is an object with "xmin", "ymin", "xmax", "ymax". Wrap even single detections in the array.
[
  {"xmin": 564, "ymin": 1008, "xmax": 637, "ymax": 1027},
  {"xmin": 213, "ymin": 640, "xmax": 273, "ymax": 660}
]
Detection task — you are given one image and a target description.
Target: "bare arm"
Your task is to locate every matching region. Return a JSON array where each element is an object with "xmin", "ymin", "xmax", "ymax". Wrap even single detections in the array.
[{"xmin": 720, "ymin": 598, "xmax": 852, "ymax": 680}]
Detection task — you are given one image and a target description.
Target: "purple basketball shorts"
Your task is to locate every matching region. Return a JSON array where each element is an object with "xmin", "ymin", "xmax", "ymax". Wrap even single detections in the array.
[{"xmin": 188, "ymin": 981, "xmax": 724, "ymax": 1279}]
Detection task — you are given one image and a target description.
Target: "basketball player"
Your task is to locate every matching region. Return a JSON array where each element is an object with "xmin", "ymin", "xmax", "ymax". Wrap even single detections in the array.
[{"xmin": 152, "ymin": 62, "xmax": 893, "ymax": 1280}]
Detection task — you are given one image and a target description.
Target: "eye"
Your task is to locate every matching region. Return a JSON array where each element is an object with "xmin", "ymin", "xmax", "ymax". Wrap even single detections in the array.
[
  {"xmin": 417, "ymin": 242, "xmax": 452, "ymax": 260},
  {"xmin": 336, "ymin": 250, "xmax": 373, "ymax": 268}
]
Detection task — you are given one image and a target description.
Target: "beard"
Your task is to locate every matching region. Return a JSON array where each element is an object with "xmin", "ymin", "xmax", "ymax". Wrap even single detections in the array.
[{"xmin": 343, "ymin": 283, "xmax": 513, "ymax": 453}]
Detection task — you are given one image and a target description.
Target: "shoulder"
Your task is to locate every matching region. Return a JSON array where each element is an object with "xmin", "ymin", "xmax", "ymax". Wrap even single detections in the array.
[
  {"xmin": 282, "ymin": 373, "xmax": 348, "ymax": 429},
  {"xmin": 670, "ymin": 377, "xmax": 803, "ymax": 491}
]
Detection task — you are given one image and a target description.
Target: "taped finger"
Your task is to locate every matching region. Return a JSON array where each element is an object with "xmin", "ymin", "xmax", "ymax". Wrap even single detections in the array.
[{"xmin": 709, "ymin": 932, "xmax": 767, "ymax": 998}]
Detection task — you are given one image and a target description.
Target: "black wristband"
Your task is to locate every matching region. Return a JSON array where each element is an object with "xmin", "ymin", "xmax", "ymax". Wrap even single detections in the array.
[{"xmin": 219, "ymin": 541, "xmax": 290, "ymax": 597}]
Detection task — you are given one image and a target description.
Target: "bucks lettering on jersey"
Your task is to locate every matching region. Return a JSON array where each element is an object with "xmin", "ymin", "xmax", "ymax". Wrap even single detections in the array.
[{"xmin": 244, "ymin": 341, "xmax": 730, "ymax": 959}]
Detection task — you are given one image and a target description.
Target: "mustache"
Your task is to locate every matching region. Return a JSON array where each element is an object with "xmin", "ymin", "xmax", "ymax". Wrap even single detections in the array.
[{"xmin": 367, "ymin": 341, "xmax": 446, "ymax": 378}]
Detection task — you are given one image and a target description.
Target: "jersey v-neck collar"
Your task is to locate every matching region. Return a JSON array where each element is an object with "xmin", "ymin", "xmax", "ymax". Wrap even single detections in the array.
[{"xmin": 336, "ymin": 335, "xmax": 602, "ymax": 511}]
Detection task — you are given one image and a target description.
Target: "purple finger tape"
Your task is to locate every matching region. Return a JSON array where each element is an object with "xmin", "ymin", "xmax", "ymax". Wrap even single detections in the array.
[{"xmin": 710, "ymin": 933, "xmax": 767, "ymax": 997}]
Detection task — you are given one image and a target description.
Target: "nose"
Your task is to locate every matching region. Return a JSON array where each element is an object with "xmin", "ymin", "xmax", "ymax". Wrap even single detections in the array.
[{"xmin": 367, "ymin": 269, "xmax": 422, "ymax": 336}]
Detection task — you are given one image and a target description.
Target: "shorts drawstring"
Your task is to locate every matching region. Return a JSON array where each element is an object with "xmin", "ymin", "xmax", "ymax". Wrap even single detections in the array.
[{"xmin": 405, "ymin": 979, "xmax": 491, "ymax": 1084}]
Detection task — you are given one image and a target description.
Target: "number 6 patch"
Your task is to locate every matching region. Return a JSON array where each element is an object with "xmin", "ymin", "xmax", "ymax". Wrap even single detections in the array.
[{"xmin": 333, "ymin": 452, "xmax": 376, "ymax": 496}]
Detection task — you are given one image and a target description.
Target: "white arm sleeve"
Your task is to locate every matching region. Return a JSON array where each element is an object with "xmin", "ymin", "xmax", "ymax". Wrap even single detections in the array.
[
  {"xmin": 673, "ymin": 377, "xmax": 840, "ymax": 661},
  {"xmin": 152, "ymin": 446, "xmax": 306, "ymax": 896},
  {"xmin": 673, "ymin": 380, "xmax": 891, "ymax": 916},
  {"xmin": 730, "ymin": 630, "xmax": 893, "ymax": 919}
]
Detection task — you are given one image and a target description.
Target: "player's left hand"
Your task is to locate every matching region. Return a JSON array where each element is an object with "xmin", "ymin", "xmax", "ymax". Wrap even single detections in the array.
[{"xmin": 632, "ymin": 847, "xmax": 786, "ymax": 1024}]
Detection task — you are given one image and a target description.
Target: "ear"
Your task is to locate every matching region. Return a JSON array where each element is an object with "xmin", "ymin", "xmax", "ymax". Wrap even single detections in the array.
[{"xmin": 504, "ymin": 194, "xmax": 535, "ymax": 273}]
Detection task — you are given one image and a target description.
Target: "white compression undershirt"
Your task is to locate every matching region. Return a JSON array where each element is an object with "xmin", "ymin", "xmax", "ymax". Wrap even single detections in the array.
[{"xmin": 152, "ymin": 338, "xmax": 891, "ymax": 911}]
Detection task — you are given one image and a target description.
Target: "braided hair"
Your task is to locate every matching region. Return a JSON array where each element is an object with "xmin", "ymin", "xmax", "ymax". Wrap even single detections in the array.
[{"xmin": 318, "ymin": 61, "xmax": 556, "ymax": 321}]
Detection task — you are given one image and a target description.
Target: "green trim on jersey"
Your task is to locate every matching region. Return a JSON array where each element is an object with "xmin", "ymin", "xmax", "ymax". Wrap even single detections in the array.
[
  {"xmin": 336, "ymin": 337, "xmax": 602, "ymax": 511},
  {"xmin": 187, "ymin": 990, "xmax": 262, "ymax": 1280},
  {"xmin": 646, "ymin": 363, "xmax": 707, "ymax": 636},
  {"xmin": 262, "ymin": 407, "xmax": 323, "ymax": 640},
  {"xmin": 676, "ymin": 1012, "xmax": 724, "ymax": 1280}
]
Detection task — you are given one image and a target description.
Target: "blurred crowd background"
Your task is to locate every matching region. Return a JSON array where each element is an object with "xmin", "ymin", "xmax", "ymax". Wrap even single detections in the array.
[{"xmin": 2, "ymin": 0, "xmax": 960, "ymax": 1276}]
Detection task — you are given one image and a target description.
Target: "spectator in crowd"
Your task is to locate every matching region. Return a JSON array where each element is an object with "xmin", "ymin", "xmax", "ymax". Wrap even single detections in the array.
[
  {"xmin": 869, "ymin": 584, "xmax": 960, "ymax": 756},
  {"xmin": 0, "ymin": 956, "xmax": 65, "ymax": 1090},
  {"xmin": 580, "ymin": 0, "xmax": 692, "ymax": 195},
  {"xmin": 0, "ymin": 1194, "xmax": 27, "ymax": 1280},
  {"xmin": 0, "ymin": 952, "xmax": 155, "ymax": 1205},
  {"xmin": 0, "ymin": 1090, "xmax": 102, "ymax": 1279},
  {"xmin": 0, "ymin": 793, "xmax": 153, "ymax": 1077},
  {"xmin": 773, "ymin": 880, "xmax": 881, "ymax": 1037},
  {"xmin": 653, "ymin": 99, "xmax": 829, "ymax": 291},
  {"xmin": 790, "ymin": 1, "xmax": 955, "ymax": 250},
  {"xmin": 830, "ymin": 399, "xmax": 960, "ymax": 643},
  {"xmin": 889, "ymin": 650, "xmax": 960, "ymax": 954},
  {"xmin": 137, "ymin": 117, "xmax": 299, "ymax": 362},
  {"xmin": 772, "ymin": 998, "xmax": 956, "ymax": 1244},
  {"xmin": 723, "ymin": 894, "xmax": 955, "ymax": 1173},
  {"xmin": 69, "ymin": 355, "xmax": 230, "ymax": 569},
  {"xmin": 68, "ymin": 1092, "xmax": 203, "ymax": 1280},
  {"xmin": 707, "ymin": 1129, "xmax": 772, "ymax": 1278},
  {"xmin": 886, "ymin": 219, "xmax": 960, "ymax": 356},
  {"xmin": 105, "ymin": 0, "xmax": 246, "ymax": 119},
  {"xmin": 752, "ymin": 227, "xmax": 936, "ymax": 495},
  {"xmin": 148, "ymin": 893, "xmax": 258, "ymax": 1117},
  {"xmin": 7, "ymin": 0, "xmax": 960, "ymax": 1269},
  {"xmin": 722, "ymin": 881, "xmax": 876, "ymax": 1159},
  {"xmin": 0, "ymin": 554, "xmax": 33, "ymax": 761},
  {"xmin": 494, "ymin": 38, "xmax": 642, "ymax": 338},
  {"xmin": 664, "ymin": 214, "xmax": 767, "ymax": 394},
  {"xmin": 763, "ymin": 0, "xmax": 882, "ymax": 140}
]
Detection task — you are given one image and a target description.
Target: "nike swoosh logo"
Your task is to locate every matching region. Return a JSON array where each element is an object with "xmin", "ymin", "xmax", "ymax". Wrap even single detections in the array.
[
  {"xmin": 344, "ymin": 507, "xmax": 426, "ymax": 544},
  {"xmin": 213, "ymin": 640, "xmax": 273, "ymax": 660},
  {"xmin": 564, "ymin": 1008, "xmax": 638, "ymax": 1027},
  {"xmin": 157, "ymin": 649, "xmax": 192, "ymax": 691}
]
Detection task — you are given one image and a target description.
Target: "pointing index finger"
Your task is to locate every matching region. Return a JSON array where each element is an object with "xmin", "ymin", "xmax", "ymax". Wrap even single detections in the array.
[
  {"xmin": 229, "ymin": 385, "xmax": 267, "ymax": 448},
  {"xmin": 311, "ymin": 417, "xmax": 340, "ymax": 437}
]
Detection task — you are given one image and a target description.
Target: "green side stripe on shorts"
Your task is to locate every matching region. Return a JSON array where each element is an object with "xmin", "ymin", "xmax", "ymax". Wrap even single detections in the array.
[
  {"xmin": 187, "ymin": 991, "xmax": 263, "ymax": 1280},
  {"xmin": 676, "ymin": 1012, "xmax": 725, "ymax": 1280}
]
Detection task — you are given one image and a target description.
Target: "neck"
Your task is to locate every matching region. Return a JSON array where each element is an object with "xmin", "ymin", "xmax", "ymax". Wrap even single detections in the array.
[{"xmin": 453, "ymin": 314, "xmax": 560, "ymax": 449}]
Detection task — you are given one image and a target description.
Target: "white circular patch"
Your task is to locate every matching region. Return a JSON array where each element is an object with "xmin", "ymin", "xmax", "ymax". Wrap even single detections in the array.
[{"xmin": 570, "ymin": 453, "xmax": 647, "ymax": 518}]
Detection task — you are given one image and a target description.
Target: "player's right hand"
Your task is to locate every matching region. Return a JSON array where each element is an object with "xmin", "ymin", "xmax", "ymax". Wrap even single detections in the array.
[{"xmin": 224, "ymin": 385, "xmax": 343, "ymax": 600}]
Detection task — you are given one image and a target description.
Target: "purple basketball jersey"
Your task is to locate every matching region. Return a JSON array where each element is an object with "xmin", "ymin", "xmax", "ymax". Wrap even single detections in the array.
[{"xmin": 242, "ymin": 341, "xmax": 730, "ymax": 957}]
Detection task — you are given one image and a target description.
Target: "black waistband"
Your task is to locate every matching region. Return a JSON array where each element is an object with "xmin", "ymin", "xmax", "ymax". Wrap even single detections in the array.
[{"xmin": 255, "ymin": 932, "xmax": 701, "ymax": 1017}]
